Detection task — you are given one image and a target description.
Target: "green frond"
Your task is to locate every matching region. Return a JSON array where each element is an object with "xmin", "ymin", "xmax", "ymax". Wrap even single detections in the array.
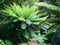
[
  {"xmin": 23, "ymin": 29, "xmax": 47, "ymax": 44},
  {"xmin": 2, "ymin": 3, "xmax": 47, "ymax": 25},
  {"xmin": 46, "ymin": 24, "xmax": 60, "ymax": 35},
  {"xmin": 56, "ymin": 0, "xmax": 60, "ymax": 5},
  {"xmin": 0, "ymin": 39, "xmax": 5, "ymax": 45},
  {"xmin": 4, "ymin": 40, "xmax": 13, "ymax": 45},
  {"xmin": 35, "ymin": 2, "xmax": 60, "ymax": 12}
]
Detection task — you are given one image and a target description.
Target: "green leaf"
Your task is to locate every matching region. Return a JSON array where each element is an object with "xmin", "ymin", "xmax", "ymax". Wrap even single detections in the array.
[
  {"xmin": 33, "ymin": 22, "xmax": 40, "ymax": 25},
  {"xmin": 35, "ymin": 2, "xmax": 60, "ymax": 12},
  {"xmin": 4, "ymin": 40, "xmax": 13, "ymax": 45},
  {"xmin": 28, "ymin": 29, "xmax": 46, "ymax": 44},
  {"xmin": 22, "ymin": 30, "xmax": 30, "ymax": 39},
  {"xmin": 0, "ymin": 39, "xmax": 5, "ymax": 45},
  {"xmin": 47, "ymin": 25, "xmax": 60, "ymax": 35},
  {"xmin": 19, "ymin": 17, "xmax": 25, "ymax": 21}
]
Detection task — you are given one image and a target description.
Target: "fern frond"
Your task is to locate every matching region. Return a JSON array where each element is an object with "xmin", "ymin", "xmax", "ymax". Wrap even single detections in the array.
[
  {"xmin": 35, "ymin": 2, "xmax": 60, "ymax": 12},
  {"xmin": 2, "ymin": 3, "xmax": 47, "ymax": 25}
]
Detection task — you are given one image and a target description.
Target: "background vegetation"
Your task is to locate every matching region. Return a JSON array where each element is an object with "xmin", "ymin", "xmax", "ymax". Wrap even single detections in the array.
[{"xmin": 0, "ymin": 0, "xmax": 60, "ymax": 45}]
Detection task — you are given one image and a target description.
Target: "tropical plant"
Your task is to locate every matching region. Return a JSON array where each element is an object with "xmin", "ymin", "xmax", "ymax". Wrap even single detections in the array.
[
  {"xmin": 0, "ymin": 39, "xmax": 13, "ymax": 45},
  {"xmin": 35, "ymin": 2, "xmax": 60, "ymax": 33},
  {"xmin": 1, "ymin": 3, "xmax": 48, "ymax": 45},
  {"xmin": 35, "ymin": 2, "xmax": 60, "ymax": 12},
  {"xmin": 0, "ymin": 0, "xmax": 60, "ymax": 45},
  {"xmin": 0, "ymin": 39, "xmax": 5, "ymax": 45},
  {"xmin": 56, "ymin": 0, "xmax": 60, "ymax": 5},
  {"xmin": 2, "ymin": 3, "xmax": 47, "ymax": 25}
]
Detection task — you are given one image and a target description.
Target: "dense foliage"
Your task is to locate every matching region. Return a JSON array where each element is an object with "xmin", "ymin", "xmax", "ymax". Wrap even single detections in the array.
[{"xmin": 0, "ymin": 0, "xmax": 60, "ymax": 45}]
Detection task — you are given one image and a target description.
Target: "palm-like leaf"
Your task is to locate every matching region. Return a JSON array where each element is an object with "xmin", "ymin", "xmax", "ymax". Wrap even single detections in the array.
[
  {"xmin": 2, "ymin": 3, "xmax": 47, "ymax": 25},
  {"xmin": 1, "ymin": 3, "xmax": 48, "ymax": 44},
  {"xmin": 35, "ymin": 2, "xmax": 60, "ymax": 12}
]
